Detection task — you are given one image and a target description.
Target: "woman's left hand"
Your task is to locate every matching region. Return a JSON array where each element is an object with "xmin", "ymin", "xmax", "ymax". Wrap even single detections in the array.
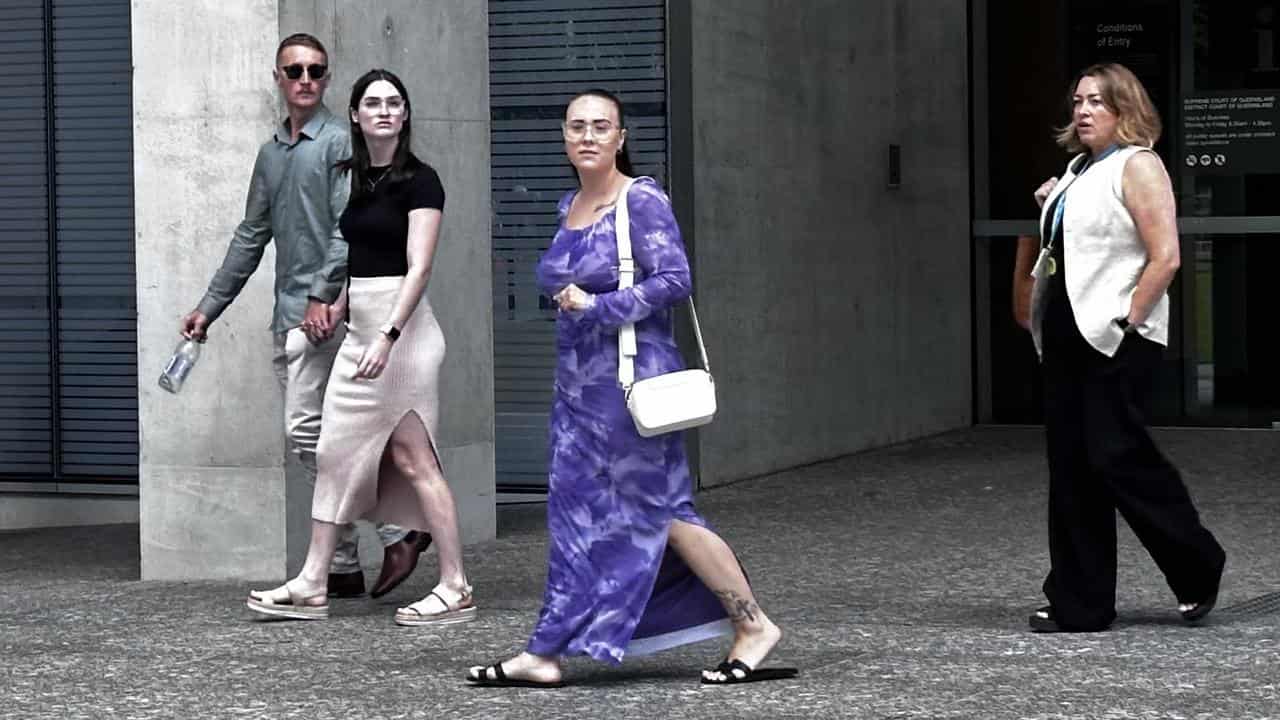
[
  {"xmin": 553, "ymin": 283, "xmax": 593, "ymax": 312},
  {"xmin": 1034, "ymin": 176, "xmax": 1059, "ymax": 209},
  {"xmin": 355, "ymin": 334, "xmax": 394, "ymax": 379}
]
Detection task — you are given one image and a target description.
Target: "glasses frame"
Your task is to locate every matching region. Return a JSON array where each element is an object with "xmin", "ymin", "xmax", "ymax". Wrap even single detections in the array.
[
  {"xmin": 562, "ymin": 119, "xmax": 620, "ymax": 141},
  {"xmin": 359, "ymin": 96, "xmax": 408, "ymax": 115},
  {"xmin": 280, "ymin": 63, "xmax": 328, "ymax": 81}
]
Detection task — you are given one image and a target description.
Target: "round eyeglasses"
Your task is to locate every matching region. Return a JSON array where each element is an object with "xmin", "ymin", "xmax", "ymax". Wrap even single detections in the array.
[{"xmin": 563, "ymin": 119, "xmax": 618, "ymax": 141}]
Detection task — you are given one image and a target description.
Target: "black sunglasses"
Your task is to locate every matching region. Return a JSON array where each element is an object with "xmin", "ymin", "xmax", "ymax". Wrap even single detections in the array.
[{"xmin": 280, "ymin": 63, "xmax": 328, "ymax": 81}]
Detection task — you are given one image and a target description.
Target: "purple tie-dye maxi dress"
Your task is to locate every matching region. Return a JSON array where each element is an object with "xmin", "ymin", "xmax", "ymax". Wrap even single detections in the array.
[{"xmin": 528, "ymin": 177, "xmax": 732, "ymax": 664}]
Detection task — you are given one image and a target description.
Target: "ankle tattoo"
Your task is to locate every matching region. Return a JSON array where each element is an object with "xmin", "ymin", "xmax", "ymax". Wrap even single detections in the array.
[{"xmin": 714, "ymin": 590, "xmax": 760, "ymax": 624}]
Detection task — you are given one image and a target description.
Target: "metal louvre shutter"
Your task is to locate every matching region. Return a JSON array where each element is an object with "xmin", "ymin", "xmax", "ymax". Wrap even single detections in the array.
[
  {"xmin": 0, "ymin": 0, "xmax": 55, "ymax": 477},
  {"xmin": 489, "ymin": 0, "xmax": 667, "ymax": 493},
  {"xmin": 52, "ymin": 0, "xmax": 137, "ymax": 479},
  {"xmin": 0, "ymin": 0, "xmax": 136, "ymax": 484}
]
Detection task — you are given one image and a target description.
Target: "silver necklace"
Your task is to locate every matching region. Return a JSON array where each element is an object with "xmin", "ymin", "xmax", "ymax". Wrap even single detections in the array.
[{"xmin": 366, "ymin": 166, "xmax": 391, "ymax": 192}]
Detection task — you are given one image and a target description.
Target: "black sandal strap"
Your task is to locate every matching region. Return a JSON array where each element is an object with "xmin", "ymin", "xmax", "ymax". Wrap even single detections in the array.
[
  {"xmin": 492, "ymin": 662, "xmax": 506, "ymax": 681},
  {"xmin": 725, "ymin": 659, "xmax": 752, "ymax": 679},
  {"xmin": 702, "ymin": 660, "xmax": 737, "ymax": 684}
]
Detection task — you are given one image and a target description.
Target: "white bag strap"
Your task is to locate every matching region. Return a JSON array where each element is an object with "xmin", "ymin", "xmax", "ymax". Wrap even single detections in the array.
[
  {"xmin": 614, "ymin": 178, "xmax": 712, "ymax": 390},
  {"xmin": 615, "ymin": 178, "xmax": 639, "ymax": 389},
  {"xmin": 687, "ymin": 299, "xmax": 711, "ymax": 374}
]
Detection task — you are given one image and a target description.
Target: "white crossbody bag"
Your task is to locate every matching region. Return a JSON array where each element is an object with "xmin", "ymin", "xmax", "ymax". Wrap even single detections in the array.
[{"xmin": 614, "ymin": 178, "xmax": 717, "ymax": 437}]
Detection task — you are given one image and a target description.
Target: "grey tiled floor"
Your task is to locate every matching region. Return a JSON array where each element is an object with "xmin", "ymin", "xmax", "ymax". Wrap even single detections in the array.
[{"xmin": 2, "ymin": 427, "xmax": 1278, "ymax": 719}]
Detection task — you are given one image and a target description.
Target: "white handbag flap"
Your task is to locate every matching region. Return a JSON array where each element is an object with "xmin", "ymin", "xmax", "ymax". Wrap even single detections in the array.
[{"xmin": 626, "ymin": 369, "xmax": 716, "ymax": 437}]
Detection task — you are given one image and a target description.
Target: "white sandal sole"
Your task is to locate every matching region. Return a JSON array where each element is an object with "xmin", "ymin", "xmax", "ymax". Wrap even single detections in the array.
[
  {"xmin": 246, "ymin": 596, "xmax": 329, "ymax": 620},
  {"xmin": 394, "ymin": 605, "xmax": 477, "ymax": 627}
]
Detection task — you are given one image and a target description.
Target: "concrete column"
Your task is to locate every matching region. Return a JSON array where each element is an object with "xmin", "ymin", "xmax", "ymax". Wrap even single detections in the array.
[
  {"xmin": 280, "ymin": 0, "xmax": 497, "ymax": 545},
  {"xmin": 133, "ymin": 1, "xmax": 286, "ymax": 579}
]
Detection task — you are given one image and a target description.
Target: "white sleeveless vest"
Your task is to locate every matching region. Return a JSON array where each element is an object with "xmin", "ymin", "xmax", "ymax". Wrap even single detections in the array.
[{"xmin": 1030, "ymin": 145, "xmax": 1169, "ymax": 358}]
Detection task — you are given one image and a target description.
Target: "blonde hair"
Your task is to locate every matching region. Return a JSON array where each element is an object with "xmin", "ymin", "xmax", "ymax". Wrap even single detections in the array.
[{"xmin": 1055, "ymin": 63, "xmax": 1161, "ymax": 152}]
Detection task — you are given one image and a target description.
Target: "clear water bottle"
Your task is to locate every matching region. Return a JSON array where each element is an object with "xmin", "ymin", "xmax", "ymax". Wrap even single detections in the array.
[{"xmin": 158, "ymin": 338, "xmax": 202, "ymax": 394}]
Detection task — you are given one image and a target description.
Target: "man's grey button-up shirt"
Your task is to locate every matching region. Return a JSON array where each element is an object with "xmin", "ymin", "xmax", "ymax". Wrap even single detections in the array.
[{"xmin": 196, "ymin": 105, "xmax": 351, "ymax": 333}]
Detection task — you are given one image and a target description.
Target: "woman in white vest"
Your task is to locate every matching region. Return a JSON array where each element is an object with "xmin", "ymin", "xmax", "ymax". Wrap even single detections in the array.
[{"xmin": 1025, "ymin": 63, "xmax": 1225, "ymax": 633}]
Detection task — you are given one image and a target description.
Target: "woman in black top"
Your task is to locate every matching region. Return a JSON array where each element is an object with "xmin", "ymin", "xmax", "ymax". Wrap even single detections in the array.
[{"xmin": 248, "ymin": 69, "xmax": 476, "ymax": 625}]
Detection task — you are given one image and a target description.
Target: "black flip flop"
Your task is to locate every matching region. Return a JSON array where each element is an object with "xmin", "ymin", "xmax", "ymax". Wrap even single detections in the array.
[
  {"xmin": 701, "ymin": 659, "xmax": 799, "ymax": 685},
  {"xmin": 466, "ymin": 662, "xmax": 565, "ymax": 689}
]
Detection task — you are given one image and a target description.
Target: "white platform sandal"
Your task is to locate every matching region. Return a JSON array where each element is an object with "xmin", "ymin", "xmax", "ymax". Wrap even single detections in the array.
[
  {"xmin": 394, "ymin": 585, "xmax": 476, "ymax": 626},
  {"xmin": 246, "ymin": 580, "xmax": 330, "ymax": 621}
]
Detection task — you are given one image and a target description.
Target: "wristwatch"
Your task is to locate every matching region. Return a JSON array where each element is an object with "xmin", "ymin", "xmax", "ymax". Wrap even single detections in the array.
[
  {"xmin": 1115, "ymin": 317, "xmax": 1137, "ymax": 334},
  {"xmin": 379, "ymin": 323, "xmax": 401, "ymax": 341}
]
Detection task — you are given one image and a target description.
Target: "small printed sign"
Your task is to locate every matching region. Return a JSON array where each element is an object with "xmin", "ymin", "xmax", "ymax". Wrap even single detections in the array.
[{"xmin": 1181, "ymin": 92, "xmax": 1280, "ymax": 174}]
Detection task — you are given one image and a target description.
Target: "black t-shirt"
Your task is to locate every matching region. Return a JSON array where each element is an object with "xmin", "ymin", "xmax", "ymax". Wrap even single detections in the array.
[
  {"xmin": 1043, "ymin": 192, "xmax": 1066, "ymax": 281},
  {"xmin": 1040, "ymin": 154, "xmax": 1094, "ymax": 322},
  {"xmin": 340, "ymin": 162, "xmax": 445, "ymax": 277},
  {"xmin": 1040, "ymin": 191, "xmax": 1073, "ymax": 331}
]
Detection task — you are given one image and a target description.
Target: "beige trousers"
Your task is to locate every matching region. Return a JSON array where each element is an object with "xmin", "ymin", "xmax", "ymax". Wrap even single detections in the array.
[{"xmin": 272, "ymin": 326, "xmax": 408, "ymax": 573}]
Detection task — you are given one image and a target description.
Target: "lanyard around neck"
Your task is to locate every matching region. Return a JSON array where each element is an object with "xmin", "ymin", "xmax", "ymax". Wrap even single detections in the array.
[{"xmin": 1044, "ymin": 144, "xmax": 1122, "ymax": 250}]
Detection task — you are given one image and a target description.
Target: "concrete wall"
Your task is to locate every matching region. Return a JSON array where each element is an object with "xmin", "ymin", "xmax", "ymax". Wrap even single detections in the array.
[
  {"xmin": 688, "ymin": 1, "xmax": 972, "ymax": 485},
  {"xmin": 133, "ymin": 1, "xmax": 286, "ymax": 579},
  {"xmin": 279, "ymin": 1, "xmax": 497, "ymax": 544},
  {"xmin": 0, "ymin": 495, "xmax": 138, "ymax": 531}
]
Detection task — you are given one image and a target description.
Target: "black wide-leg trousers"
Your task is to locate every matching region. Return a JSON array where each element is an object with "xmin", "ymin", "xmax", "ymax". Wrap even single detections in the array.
[{"xmin": 1040, "ymin": 300, "xmax": 1225, "ymax": 631}]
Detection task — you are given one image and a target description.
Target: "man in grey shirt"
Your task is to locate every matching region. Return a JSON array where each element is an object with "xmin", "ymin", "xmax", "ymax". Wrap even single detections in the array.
[{"xmin": 180, "ymin": 33, "xmax": 432, "ymax": 599}]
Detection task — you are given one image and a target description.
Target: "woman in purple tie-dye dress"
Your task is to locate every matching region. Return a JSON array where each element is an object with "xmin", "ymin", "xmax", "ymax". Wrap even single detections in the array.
[{"xmin": 467, "ymin": 90, "xmax": 795, "ymax": 688}]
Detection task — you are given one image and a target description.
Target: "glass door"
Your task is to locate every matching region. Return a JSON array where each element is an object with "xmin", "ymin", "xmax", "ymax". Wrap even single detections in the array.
[
  {"xmin": 971, "ymin": 0, "xmax": 1280, "ymax": 427},
  {"xmin": 1176, "ymin": 0, "xmax": 1280, "ymax": 426}
]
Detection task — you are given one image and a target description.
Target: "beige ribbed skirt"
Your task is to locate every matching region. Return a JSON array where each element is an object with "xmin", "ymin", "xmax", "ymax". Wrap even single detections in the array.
[{"xmin": 312, "ymin": 275, "xmax": 445, "ymax": 530}]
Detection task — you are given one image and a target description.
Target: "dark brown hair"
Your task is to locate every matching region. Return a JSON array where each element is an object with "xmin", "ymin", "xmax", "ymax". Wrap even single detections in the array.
[
  {"xmin": 338, "ymin": 69, "xmax": 423, "ymax": 203},
  {"xmin": 565, "ymin": 88, "xmax": 635, "ymax": 180}
]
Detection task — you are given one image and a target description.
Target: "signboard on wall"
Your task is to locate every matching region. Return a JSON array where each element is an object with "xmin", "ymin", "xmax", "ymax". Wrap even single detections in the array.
[
  {"xmin": 1181, "ymin": 91, "xmax": 1280, "ymax": 173},
  {"xmin": 1069, "ymin": 10, "xmax": 1170, "ymax": 90},
  {"xmin": 1069, "ymin": 5, "xmax": 1173, "ymax": 161}
]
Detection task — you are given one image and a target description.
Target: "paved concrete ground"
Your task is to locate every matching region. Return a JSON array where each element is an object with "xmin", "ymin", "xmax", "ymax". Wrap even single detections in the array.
[{"xmin": 2, "ymin": 427, "xmax": 1278, "ymax": 719}]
